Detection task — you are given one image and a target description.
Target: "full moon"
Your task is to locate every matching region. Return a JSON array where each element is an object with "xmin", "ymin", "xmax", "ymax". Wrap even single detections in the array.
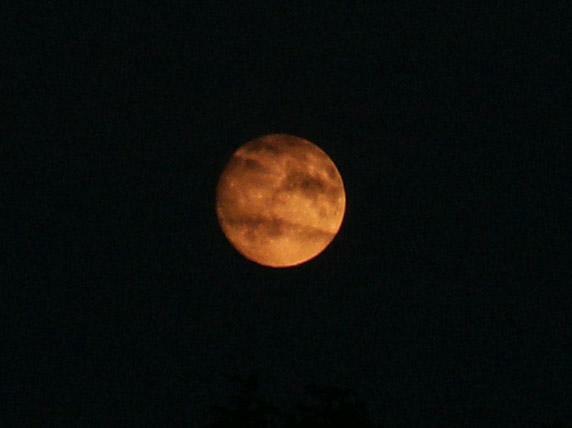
[{"xmin": 216, "ymin": 134, "xmax": 346, "ymax": 268}]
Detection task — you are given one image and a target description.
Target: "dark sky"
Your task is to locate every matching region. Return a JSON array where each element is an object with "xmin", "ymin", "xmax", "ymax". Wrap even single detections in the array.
[{"xmin": 5, "ymin": 2, "xmax": 569, "ymax": 426}]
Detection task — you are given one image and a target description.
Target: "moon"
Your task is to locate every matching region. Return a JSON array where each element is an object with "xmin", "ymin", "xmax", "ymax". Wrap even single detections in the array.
[{"xmin": 216, "ymin": 134, "xmax": 346, "ymax": 268}]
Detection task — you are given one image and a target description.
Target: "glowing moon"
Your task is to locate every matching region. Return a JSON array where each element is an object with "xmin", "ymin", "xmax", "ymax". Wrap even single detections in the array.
[{"xmin": 216, "ymin": 134, "xmax": 346, "ymax": 268}]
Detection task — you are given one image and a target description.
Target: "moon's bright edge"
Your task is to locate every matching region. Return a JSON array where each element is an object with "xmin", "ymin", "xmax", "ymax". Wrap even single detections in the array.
[{"xmin": 216, "ymin": 134, "xmax": 346, "ymax": 267}]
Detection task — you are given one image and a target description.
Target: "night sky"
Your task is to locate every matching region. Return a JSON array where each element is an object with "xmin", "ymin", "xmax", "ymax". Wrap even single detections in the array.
[{"xmin": 5, "ymin": 2, "xmax": 569, "ymax": 426}]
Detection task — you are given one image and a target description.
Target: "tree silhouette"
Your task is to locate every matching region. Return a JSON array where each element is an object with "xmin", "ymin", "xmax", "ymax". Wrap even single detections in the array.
[
  {"xmin": 205, "ymin": 373, "xmax": 278, "ymax": 428},
  {"xmin": 205, "ymin": 375, "xmax": 376, "ymax": 427},
  {"xmin": 286, "ymin": 384, "xmax": 375, "ymax": 428}
]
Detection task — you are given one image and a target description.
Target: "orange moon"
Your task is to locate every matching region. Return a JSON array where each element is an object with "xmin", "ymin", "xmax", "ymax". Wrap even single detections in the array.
[{"xmin": 216, "ymin": 134, "xmax": 346, "ymax": 268}]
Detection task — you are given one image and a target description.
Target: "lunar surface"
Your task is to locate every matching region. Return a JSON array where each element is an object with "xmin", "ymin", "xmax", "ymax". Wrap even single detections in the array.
[{"xmin": 216, "ymin": 134, "xmax": 346, "ymax": 267}]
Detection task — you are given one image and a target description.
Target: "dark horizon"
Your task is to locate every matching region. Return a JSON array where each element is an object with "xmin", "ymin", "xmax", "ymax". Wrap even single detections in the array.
[{"xmin": 5, "ymin": 2, "xmax": 568, "ymax": 425}]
